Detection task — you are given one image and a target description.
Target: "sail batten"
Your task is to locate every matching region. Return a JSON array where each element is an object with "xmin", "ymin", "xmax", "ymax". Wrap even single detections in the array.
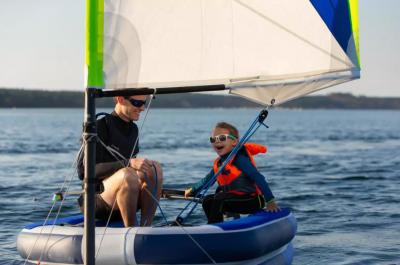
[{"xmin": 88, "ymin": 0, "xmax": 360, "ymax": 105}]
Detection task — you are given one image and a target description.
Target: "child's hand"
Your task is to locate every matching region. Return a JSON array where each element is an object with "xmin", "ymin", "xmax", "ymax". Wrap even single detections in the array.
[
  {"xmin": 265, "ymin": 200, "xmax": 280, "ymax": 213},
  {"xmin": 184, "ymin": 188, "xmax": 193, "ymax": 198}
]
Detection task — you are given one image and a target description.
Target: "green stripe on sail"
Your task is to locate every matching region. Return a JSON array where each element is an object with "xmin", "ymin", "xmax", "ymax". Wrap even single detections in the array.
[
  {"xmin": 85, "ymin": 0, "xmax": 104, "ymax": 88},
  {"xmin": 348, "ymin": 0, "xmax": 360, "ymax": 67}
]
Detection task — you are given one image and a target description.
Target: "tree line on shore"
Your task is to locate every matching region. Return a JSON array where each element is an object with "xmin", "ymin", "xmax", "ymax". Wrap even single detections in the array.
[{"xmin": 0, "ymin": 88, "xmax": 399, "ymax": 109}]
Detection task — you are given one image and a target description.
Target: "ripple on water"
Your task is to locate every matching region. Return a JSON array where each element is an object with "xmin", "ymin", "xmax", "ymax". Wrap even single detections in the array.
[{"xmin": 1, "ymin": 109, "xmax": 400, "ymax": 265}]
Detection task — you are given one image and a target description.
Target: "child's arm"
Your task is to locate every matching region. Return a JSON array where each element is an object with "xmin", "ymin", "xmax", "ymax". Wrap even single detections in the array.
[
  {"xmin": 235, "ymin": 155, "xmax": 280, "ymax": 212},
  {"xmin": 185, "ymin": 169, "xmax": 215, "ymax": 197},
  {"xmin": 234, "ymin": 154, "xmax": 275, "ymax": 202},
  {"xmin": 265, "ymin": 200, "xmax": 280, "ymax": 212}
]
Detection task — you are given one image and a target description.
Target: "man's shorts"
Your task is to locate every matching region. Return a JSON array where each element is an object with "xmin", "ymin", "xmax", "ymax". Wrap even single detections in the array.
[{"xmin": 78, "ymin": 194, "xmax": 123, "ymax": 222}]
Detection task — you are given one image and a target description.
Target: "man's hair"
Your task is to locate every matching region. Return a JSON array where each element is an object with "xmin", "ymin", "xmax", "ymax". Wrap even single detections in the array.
[{"xmin": 215, "ymin": 122, "xmax": 239, "ymax": 138}]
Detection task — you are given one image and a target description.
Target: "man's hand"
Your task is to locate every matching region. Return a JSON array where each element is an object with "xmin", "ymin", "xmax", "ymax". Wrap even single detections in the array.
[{"xmin": 129, "ymin": 157, "xmax": 153, "ymax": 174}]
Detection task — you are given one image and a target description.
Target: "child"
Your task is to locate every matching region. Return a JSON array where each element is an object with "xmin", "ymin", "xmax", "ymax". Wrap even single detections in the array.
[{"xmin": 185, "ymin": 122, "xmax": 279, "ymax": 224}]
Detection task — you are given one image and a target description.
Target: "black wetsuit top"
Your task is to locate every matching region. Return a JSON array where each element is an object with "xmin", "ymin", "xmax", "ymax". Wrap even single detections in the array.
[{"xmin": 77, "ymin": 111, "xmax": 139, "ymax": 183}]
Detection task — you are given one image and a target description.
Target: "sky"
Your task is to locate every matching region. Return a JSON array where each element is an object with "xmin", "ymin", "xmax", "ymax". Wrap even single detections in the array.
[{"xmin": 0, "ymin": 0, "xmax": 399, "ymax": 97}]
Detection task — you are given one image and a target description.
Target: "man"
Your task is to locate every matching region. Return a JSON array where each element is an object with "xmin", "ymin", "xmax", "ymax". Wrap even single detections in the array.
[{"xmin": 78, "ymin": 95, "xmax": 163, "ymax": 227}]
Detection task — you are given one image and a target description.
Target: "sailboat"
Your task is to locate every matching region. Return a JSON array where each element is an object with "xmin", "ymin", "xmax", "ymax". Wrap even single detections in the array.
[{"xmin": 17, "ymin": 1, "xmax": 360, "ymax": 264}]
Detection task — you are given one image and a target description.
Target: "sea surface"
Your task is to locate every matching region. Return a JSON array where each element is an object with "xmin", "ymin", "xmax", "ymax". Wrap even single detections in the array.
[{"xmin": 0, "ymin": 108, "xmax": 399, "ymax": 265}]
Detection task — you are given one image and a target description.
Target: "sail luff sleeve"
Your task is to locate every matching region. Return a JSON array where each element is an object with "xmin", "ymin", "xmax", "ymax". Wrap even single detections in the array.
[{"xmin": 85, "ymin": 0, "xmax": 104, "ymax": 88}]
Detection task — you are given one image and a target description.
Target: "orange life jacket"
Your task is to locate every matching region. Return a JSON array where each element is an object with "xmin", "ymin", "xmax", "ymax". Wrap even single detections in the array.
[{"xmin": 213, "ymin": 143, "xmax": 267, "ymax": 196}]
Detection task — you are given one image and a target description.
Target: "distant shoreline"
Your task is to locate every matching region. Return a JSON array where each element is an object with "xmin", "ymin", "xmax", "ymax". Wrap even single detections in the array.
[{"xmin": 1, "ymin": 88, "xmax": 399, "ymax": 109}]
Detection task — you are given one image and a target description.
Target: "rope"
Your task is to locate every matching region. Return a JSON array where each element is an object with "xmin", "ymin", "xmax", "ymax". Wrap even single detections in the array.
[
  {"xmin": 175, "ymin": 108, "xmax": 269, "ymax": 224},
  {"xmin": 24, "ymin": 143, "xmax": 85, "ymax": 265},
  {"xmin": 23, "ymin": 91, "xmax": 218, "ymax": 265},
  {"xmin": 127, "ymin": 91, "xmax": 157, "ymax": 164},
  {"xmin": 97, "ymin": 138, "xmax": 126, "ymax": 167},
  {"xmin": 141, "ymin": 165, "xmax": 160, "ymax": 226},
  {"xmin": 140, "ymin": 170, "xmax": 217, "ymax": 265},
  {"xmin": 176, "ymin": 118, "xmax": 258, "ymax": 220},
  {"xmin": 94, "ymin": 92, "xmax": 217, "ymax": 265},
  {"xmin": 141, "ymin": 165, "xmax": 169, "ymax": 226},
  {"xmin": 173, "ymin": 222, "xmax": 217, "ymax": 264},
  {"xmin": 95, "ymin": 91, "xmax": 158, "ymax": 259}
]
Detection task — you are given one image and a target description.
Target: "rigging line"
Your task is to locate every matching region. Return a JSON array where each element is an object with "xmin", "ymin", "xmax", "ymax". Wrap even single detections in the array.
[
  {"xmin": 38, "ymin": 141, "xmax": 88, "ymax": 264},
  {"xmin": 24, "ymin": 143, "xmax": 84, "ymax": 265},
  {"xmin": 178, "ymin": 107, "xmax": 269, "ymax": 222},
  {"xmin": 95, "ymin": 168, "xmax": 166, "ymax": 259},
  {"xmin": 142, "ymin": 176, "xmax": 169, "ymax": 226},
  {"xmin": 176, "ymin": 119, "xmax": 259, "ymax": 221},
  {"xmin": 94, "ymin": 138, "xmax": 134, "ymax": 260},
  {"xmin": 176, "ymin": 111, "xmax": 263, "ymax": 222},
  {"xmin": 127, "ymin": 89, "xmax": 157, "ymax": 164},
  {"xmin": 25, "ymin": 143, "xmax": 85, "ymax": 265},
  {"xmin": 23, "ymin": 198, "xmax": 57, "ymax": 265},
  {"xmin": 114, "ymin": 167, "xmax": 167, "ymax": 229},
  {"xmin": 143, "ymin": 188, "xmax": 169, "ymax": 226},
  {"xmin": 96, "ymin": 90, "xmax": 157, "ymax": 258},
  {"xmin": 234, "ymin": 0, "xmax": 353, "ymax": 67},
  {"xmin": 37, "ymin": 174, "xmax": 75, "ymax": 264},
  {"xmin": 184, "ymin": 124, "xmax": 260, "ymax": 220},
  {"xmin": 141, "ymin": 180, "xmax": 216, "ymax": 265},
  {"xmin": 189, "ymin": 113, "xmax": 260, "ymax": 200},
  {"xmin": 174, "ymin": 222, "xmax": 217, "ymax": 265},
  {"xmin": 97, "ymin": 137, "xmax": 127, "ymax": 166},
  {"xmin": 146, "ymin": 201, "xmax": 218, "ymax": 265},
  {"xmin": 141, "ymin": 165, "xmax": 161, "ymax": 227}
]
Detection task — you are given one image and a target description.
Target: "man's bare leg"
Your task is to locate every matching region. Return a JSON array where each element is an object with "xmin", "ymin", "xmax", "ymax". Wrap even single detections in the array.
[
  {"xmin": 101, "ymin": 167, "xmax": 140, "ymax": 227},
  {"xmin": 138, "ymin": 162, "xmax": 163, "ymax": 226}
]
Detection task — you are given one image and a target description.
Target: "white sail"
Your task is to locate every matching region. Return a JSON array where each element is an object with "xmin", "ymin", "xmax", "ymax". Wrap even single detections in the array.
[{"xmin": 101, "ymin": 0, "xmax": 360, "ymax": 105}]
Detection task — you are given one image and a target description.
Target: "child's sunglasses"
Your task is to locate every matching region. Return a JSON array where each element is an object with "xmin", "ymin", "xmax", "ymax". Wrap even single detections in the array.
[
  {"xmin": 124, "ymin": 97, "xmax": 147, "ymax": 108},
  {"xmin": 209, "ymin": 134, "xmax": 237, "ymax": 143}
]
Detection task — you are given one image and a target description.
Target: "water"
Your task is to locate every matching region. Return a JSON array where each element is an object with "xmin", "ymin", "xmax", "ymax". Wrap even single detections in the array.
[{"xmin": 0, "ymin": 108, "xmax": 399, "ymax": 265}]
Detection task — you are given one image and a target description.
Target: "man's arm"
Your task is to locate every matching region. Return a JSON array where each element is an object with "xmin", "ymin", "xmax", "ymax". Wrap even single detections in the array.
[
  {"xmin": 95, "ymin": 160, "xmax": 127, "ymax": 180},
  {"xmin": 77, "ymin": 153, "xmax": 126, "ymax": 181}
]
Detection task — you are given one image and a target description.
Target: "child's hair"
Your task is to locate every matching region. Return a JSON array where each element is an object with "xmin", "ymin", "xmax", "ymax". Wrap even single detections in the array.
[{"xmin": 215, "ymin": 122, "xmax": 239, "ymax": 139}]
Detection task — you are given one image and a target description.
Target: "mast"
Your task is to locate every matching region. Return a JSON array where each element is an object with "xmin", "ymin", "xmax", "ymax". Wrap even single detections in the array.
[
  {"xmin": 85, "ymin": 0, "xmax": 104, "ymax": 264},
  {"xmin": 83, "ymin": 89, "xmax": 96, "ymax": 265}
]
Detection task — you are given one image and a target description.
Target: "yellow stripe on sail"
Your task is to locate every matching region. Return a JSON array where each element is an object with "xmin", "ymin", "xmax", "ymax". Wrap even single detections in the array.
[{"xmin": 349, "ymin": 0, "xmax": 360, "ymax": 67}]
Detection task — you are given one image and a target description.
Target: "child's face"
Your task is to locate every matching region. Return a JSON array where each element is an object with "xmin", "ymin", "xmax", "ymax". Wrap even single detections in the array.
[{"xmin": 211, "ymin": 127, "xmax": 238, "ymax": 156}]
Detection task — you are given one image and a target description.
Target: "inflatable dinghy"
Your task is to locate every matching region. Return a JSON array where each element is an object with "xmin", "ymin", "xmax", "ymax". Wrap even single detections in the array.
[{"xmin": 18, "ymin": 208, "xmax": 296, "ymax": 265}]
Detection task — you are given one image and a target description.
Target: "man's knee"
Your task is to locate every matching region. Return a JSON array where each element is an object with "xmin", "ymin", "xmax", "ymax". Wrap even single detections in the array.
[{"xmin": 119, "ymin": 167, "xmax": 140, "ymax": 192}]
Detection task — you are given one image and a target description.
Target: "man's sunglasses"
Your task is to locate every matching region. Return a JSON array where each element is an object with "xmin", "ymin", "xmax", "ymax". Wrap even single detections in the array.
[
  {"xmin": 209, "ymin": 134, "xmax": 237, "ymax": 143},
  {"xmin": 125, "ymin": 97, "xmax": 147, "ymax": 108}
]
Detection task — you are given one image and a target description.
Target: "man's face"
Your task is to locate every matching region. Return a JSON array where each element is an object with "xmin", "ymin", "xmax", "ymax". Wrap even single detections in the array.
[{"xmin": 121, "ymin": 95, "xmax": 147, "ymax": 121}]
